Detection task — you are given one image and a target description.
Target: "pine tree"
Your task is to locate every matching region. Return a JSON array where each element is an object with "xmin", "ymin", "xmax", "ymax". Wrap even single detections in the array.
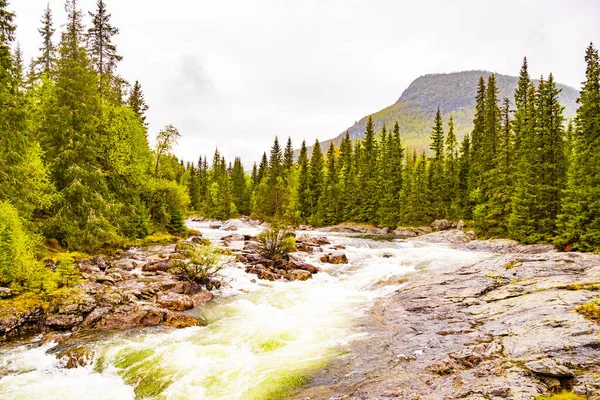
[
  {"xmin": 556, "ymin": 45, "xmax": 600, "ymax": 251},
  {"xmin": 457, "ymin": 134, "xmax": 471, "ymax": 218},
  {"xmin": 35, "ymin": 3, "xmax": 56, "ymax": 76},
  {"xmin": 427, "ymin": 108, "xmax": 445, "ymax": 219},
  {"xmin": 444, "ymin": 114, "xmax": 460, "ymax": 219},
  {"xmin": 338, "ymin": 131, "xmax": 354, "ymax": 221},
  {"xmin": 128, "ymin": 80, "xmax": 149, "ymax": 129},
  {"xmin": 257, "ymin": 152, "xmax": 268, "ymax": 184},
  {"xmin": 357, "ymin": 115, "xmax": 379, "ymax": 222},
  {"xmin": 231, "ymin": 157, "xmax": 249, "ymax": 215},
  {"xmin": 283, "ymin": 136, "xmax": 294, "ymax": 172},
  {"xmin": 307, "ymin": 140, "xmax": 324, "ymax": 225},
  {"xmin": 430, "ymin": 107, "xmax": 444, "ymax": 160},
  {"xmin": 87, "ymin": 0, "xmax": 121, "ymax": 76},
  {"xmin": 297, "ymin": 141, "xmax": 310, "ymax": 221},
  {"xmin": 511, "ymin": 74, "xmax": 566, "ymax": 242},
  {"xmin": 323, "ymin": 142, "xmax": 340, "ymax": 224}
]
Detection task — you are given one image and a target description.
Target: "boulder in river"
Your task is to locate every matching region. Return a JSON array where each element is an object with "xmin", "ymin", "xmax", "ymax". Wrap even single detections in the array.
[
  {"xmin": 431, "ymin": 219, "xmax": 453, "ymax": 231},
  {"xmin": 286, "ymin": 269, "xmax": 312, "ymax": 281},
  {"xmin": 320, "ymin": 251, "xmax": 349, "ymax": 264},
  {"xmin": 156, "ymin": 292, "xmax": 194, "ymax": 311}
]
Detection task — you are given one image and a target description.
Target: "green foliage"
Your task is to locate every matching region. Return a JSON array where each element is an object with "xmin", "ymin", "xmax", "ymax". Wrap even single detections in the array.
[
  {"xmin": 173, "ymin": 242, "xmax": 224, "ymax": 284},
  {"xmin": 575, "ymin": 298, "xmax": 600, "ymax": 322},
  {"xmin": 146, "ymin": 179, "xmax": 190, "ymax": 233},
  {"xmin": 0, "ymin": 201, "xmax": 49, "ymax": 292},
  {"xmin": 55, "ymin": 256, "xmax": 83, "ymax": 288},
  {"xmin": 257, "ymin": 227, "xmax": 297, "ymax": 261},
  {"xmin": 534, "ymin": 393, "xmax": 586, "ymax": 400}
]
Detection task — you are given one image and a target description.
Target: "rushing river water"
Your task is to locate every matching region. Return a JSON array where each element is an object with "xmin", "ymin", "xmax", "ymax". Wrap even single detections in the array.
[{"xmin": 0, "ymin": 222, "xmax": 489, "ymax": 400}]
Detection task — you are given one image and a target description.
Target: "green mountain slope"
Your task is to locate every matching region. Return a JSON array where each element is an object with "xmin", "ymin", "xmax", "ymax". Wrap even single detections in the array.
[{"xmin": 319, "ymin": 70, "xmax": 579, "ymax": 153}]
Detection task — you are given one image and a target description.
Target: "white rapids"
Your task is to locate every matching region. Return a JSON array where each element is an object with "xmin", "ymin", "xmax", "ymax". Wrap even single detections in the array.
[{"xmin": 0, "ymin": 221, "xmax": 490, "ymax": 400}]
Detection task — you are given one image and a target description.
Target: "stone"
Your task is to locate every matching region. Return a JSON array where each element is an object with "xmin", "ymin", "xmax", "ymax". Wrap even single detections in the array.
[
  {"xmin": 457, "ymin": 220, "xmax": 465, "ymax": 230},
  {"xmin": 525, "ymin": 359, "xmax": 574, "ymax": 378},
  {"xmin": 0, "ymin": 287, "xmax": 11, "ymax": 298},
  {"xmin": 156, "ymin": 292, "xmax": 194, "ymax": 311},
  {"xmin": 286, "ymin": 269, "xmax": 312, "ymax": 281},
  {"xmin": 220, "ymin": 219, "xmax": 244, "ymax": 231},
  {"xmin": 243, "ymin": 241, "xmax": 260, "ymax": 251},
  {"xmin": 57, "ymin": 345, "xmax": 95, "ymax": 369},
  {"xmin": 292, "ymin": 262, "xmax": 319, "ymax": 274},
  {"xmin": 191, "ymin": 291, "xmax": 214, "ymax": 307},
  {"xmin": 164, "ymin": 312, "xmax": 199, "ymax": 328},
  {"xmin": 432, "ymin": 219, "xmax": 453, "ymax": 231},
  {"xmin": 222, "ymin": 234, "xmax": 245, "ymax": 241},
  {"xmin": 321, "ymin": 251, "xmax": 348, "ymax": 264},
  {"xmin": 142, "ymin": 261, "xmax": 170, "ymax": 273}
]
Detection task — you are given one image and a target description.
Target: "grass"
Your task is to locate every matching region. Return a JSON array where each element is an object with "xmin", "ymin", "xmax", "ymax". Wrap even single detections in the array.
[
  {"xmin": 575, "ymin": 299, "xmax": 600, "ymax": 322},
  {"xmin": 0, "ymin": 292, "xmax": 48, "ymax": 314},
  {"xmin": 534, "ymin": 391, "xmax": 587, "ymax": 400}
]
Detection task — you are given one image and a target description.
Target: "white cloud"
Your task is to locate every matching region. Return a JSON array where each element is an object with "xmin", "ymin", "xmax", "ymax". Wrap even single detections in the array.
[{"xmin": 12, "ymin": 0, "xmax": 600, "ymax": 163}]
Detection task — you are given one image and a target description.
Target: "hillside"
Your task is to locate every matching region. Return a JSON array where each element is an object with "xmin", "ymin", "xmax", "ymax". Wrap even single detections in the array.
[{"xmin": 318, "ymin": 70, "xmax": 579, "ymax": 154}]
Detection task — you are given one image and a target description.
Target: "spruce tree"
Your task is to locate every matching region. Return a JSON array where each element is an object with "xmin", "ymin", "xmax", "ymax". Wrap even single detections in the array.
[
  {"xmin": 297, "ymin": 141, "xmax": 310, "ymax": 221},
  {"xmin": 323, "ymin": 142, "xmax": 340, "ymax": 224},
  {"xmin": 428, "ymin": 108, "xmax": 445, "ymax": 219},
  {"xmin": 87, "ymin": 0, "xmax": 121, "ymax": 76},
  {"xmin": 128, "ymin": 80, "xmax": 149, "ymax": 129},
  {"xmin": 283, "ymin": 136, "xmax": 294, "ymax": 172},
  {"xmin": 444, "ymin": 114, "xmax": 460, "ymax": 219},
  {"xmin": 557, "ymin": 44, "xmax": 600, "ymax": 251},
  {"xmin": 231, "ymin": 157, "xmax": 249, "ymax": 215},
  {"xmin": 357, "ymin": 115, "xmax": 379, "ymax": 222},
  {"xmin": 35, "ymin": 3, "xmax": 56, "ymax": 75},
  {"xmin": 430, "ymin": 107, "xmax": 444, "ymax": 160},
  {"xmin": 307, "ymin": 140, "xmax": 324, "ymax": 225},
  {"xmin": 338, "ymin": 131, "xmax": 354, "ymax": 221}
]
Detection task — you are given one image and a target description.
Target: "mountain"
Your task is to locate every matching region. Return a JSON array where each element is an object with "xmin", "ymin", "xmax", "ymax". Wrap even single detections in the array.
[{"xmin": 317, "ymin": 70, "xmax": 579, "ymax": 154}]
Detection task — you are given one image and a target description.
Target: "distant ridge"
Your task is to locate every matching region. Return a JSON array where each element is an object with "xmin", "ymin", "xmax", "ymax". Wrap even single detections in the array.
[{"xmin": 313, "ymin": 70, "xmax": 579, "ymax": 154}]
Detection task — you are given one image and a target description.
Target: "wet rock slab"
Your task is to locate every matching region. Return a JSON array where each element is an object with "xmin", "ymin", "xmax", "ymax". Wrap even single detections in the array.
[{"xmin": 290, "ymin": 244, "xmax": 600, "ymax": 400}]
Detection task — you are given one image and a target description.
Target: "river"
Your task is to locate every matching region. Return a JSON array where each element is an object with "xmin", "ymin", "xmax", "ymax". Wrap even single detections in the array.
[{"xmin": 0, "ymin": 222, "xmax": 489, "ymax": 399}]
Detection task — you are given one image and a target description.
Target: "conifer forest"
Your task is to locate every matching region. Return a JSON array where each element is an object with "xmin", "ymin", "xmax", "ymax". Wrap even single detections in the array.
[
  {"xmin": 3, "ymin": 1, "xmax": 600, "ymax": 399},
  {"xmin": 1, "ymin": 0, "xmax": 600, "ymax": 293}
]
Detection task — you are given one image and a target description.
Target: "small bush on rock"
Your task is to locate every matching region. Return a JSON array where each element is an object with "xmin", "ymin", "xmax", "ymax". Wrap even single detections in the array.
[
  {"xmin": 575, "ymin": 299, "xmax": 600, "ymax": 322},
  {"xmin": 173, "ymin": 243, "xmax": 223, "ymax": 284},
  {"xmin": 257, "ymin": 227, "xmax": 296, "ymax": 260}
]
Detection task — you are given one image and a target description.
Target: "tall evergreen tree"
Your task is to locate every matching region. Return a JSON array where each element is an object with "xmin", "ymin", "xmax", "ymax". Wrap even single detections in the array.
[
  {"xmin": 283, "ymin": 136, "xmax": 294, "ymax": 172},
  {"xmin": 128, "ymin": 80, "xmax": 149, "ymax": 129},
  {"xmin": 557, "ymin": 44, "xmax": 600, "ymax": 251},
  {"xmin": 444, "ymin": 114, "xmax": 460, "ymax": 219},
  {"xmin": 323, "ymin": 142, "xmax": 340, "ymax": 225},
  {"xmin": 297, "ymin": 141, "xmax": 310, "ymax": 221},
  {"xmin": 357, "ymin": 115, "xmax": 379, "ymax": 222},
  {"xmin": 87, "ymin": 0, "xmax": 121, "ymax": 76},
  {"xmin": 35, "ymin": 3, "xmax": 56, "ymax": 75},
  {"xmin": 307, "ymin": 140, "xmax": 324, "ymax": 224}
]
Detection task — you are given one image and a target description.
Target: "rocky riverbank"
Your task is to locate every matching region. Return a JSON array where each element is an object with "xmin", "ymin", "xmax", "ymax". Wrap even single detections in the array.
[{"xmin": 290, "ymin": 230, "xmax": 600, "ymax": 400}]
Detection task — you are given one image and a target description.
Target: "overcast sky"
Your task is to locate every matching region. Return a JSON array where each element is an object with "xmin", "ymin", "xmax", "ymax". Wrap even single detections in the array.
[{"xmin": 11, "ymin": 0, "xmax": 600, "ymax": 163}]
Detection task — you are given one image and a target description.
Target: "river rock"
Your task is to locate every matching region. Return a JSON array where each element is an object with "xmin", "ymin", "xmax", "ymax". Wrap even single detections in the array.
[
  {"xmin": 220, "ymin": 219, "xmax": 244, "ymax": 231},
  {"xmin": 46, "ymin": 288, "xmax": 96, "ymax": 330},
  {"xmin": 431, "ymin": 219, "xmax": 453, "ymax": 231},
  {"xmin": 142, "ymin": 261, "xmax": 170, "ymax": 273},
  {"xmin": 286, "ymin": 269, "xmax": 312, "ymax": 281},
  {"xmin": 191, "ymin": 291, "xmax": 214, "ymax": 307},
  {"xmin": 209, "ymin": 221, "xmax": 222, "ymax": 229},
  {"xmin": 165, "ymin": 312, "xmax": 199, "ymax": 328},
  {"xmin": 321, "ymin": 251, "xmax": 348, "ymax": 264},
  {"xmin": 222, "ymin": 234, "xmax": 245, "ymax": 242},
  {"xmin": 525, "ymin": 358, "xmax": 574, "ymax": 378},
  {"xmin": 156, "ymin": 292, "xmax": 194, "ymax": 311},
  {"xmin": 0, "ymin": 294, "xmax": 47, "ymax": 340},
  {"xmin": 0, "ymin": 287, "xmax": 11, "ymax": 298},
  {"xmin": 92, "ymin": 304, "xmax": 167, "ymax": 329},
  {"xmin": 292, "ymin": 262, "xmax": 319, "ymax": 274},
  {"xmin": 57, "ymin": 344, "xmax": 95, "ymax": 369},
  {"xmin": 457, "ymin": 220, "xmax": 465, "ymax": 230},
  {"xmin": 243, "ymin": 241, "xmax": 260, "ymax": 251}
]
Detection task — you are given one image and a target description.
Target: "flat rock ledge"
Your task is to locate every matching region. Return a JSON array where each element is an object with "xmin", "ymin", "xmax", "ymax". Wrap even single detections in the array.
[{"xmin": 290, "ymin": 245, "xmax": 600, "ymax": 400}]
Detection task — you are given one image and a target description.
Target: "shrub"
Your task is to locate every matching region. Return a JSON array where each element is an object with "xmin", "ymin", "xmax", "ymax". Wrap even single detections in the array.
[
  {"xmin": 0, "ymin": 201, "xmax": 50, "ymax": 292},
  {"xmin": 575, "ymin": 299, "xmax": 600, "ymax": 322},
  {"xmin": 257, "ymin": 227, "xmax": 296, "ymax": 260},
  {"xmin": 145, "ymin": 179, "xmax": 189, "ymax": 233},
  {"xmin": 55, "ymin": 257, "xmax": 83, "ymax": 288},
  {"xmin": 173, "ymin": 242, "xmax": 223, "ymax": 284},
  {"xmin": 534, "ymin": 391, "xmax": 586, "ymax": 400}
]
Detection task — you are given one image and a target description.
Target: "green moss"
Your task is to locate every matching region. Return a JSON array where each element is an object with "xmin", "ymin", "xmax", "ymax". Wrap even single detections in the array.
[
  {"xmin": 113, "ymin": 348, "xmax": 175, "ymax": 398},
  {"xmin": 504, "ymin": 260, "xmax": 521, "ymax": 270},
  {"xmin": 0, "ymin": 292, "xmax": 48, "ymax": 314},
  {"xmin": 575, "ymin": 299, "xmax": 600, "ymax": 322},
  {"xmin": 534, "ymin": 391, "xmax": 587, "ymax": 400},
  {"xmin": 114, "ymin": 348, "xmax": 155, "ymax": 369},
  {"xmin": 566, "ymin": 282, "xmax": 600, "ymax": 291}
]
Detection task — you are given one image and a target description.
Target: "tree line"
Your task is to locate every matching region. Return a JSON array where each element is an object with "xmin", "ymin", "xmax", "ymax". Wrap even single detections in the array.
[
  {"xmin": 184, "ymin": 45, "xmax": 600, "ymax": 253},
  {"xmin": 0, "ymin": 0, "xmax": 189, "ymax": 290}
]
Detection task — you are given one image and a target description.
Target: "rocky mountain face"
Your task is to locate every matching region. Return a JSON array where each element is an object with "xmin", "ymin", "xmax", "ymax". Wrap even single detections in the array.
[{"xmin": 318, "ymin": 70, "xmax": 579, "ymax": 154}]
